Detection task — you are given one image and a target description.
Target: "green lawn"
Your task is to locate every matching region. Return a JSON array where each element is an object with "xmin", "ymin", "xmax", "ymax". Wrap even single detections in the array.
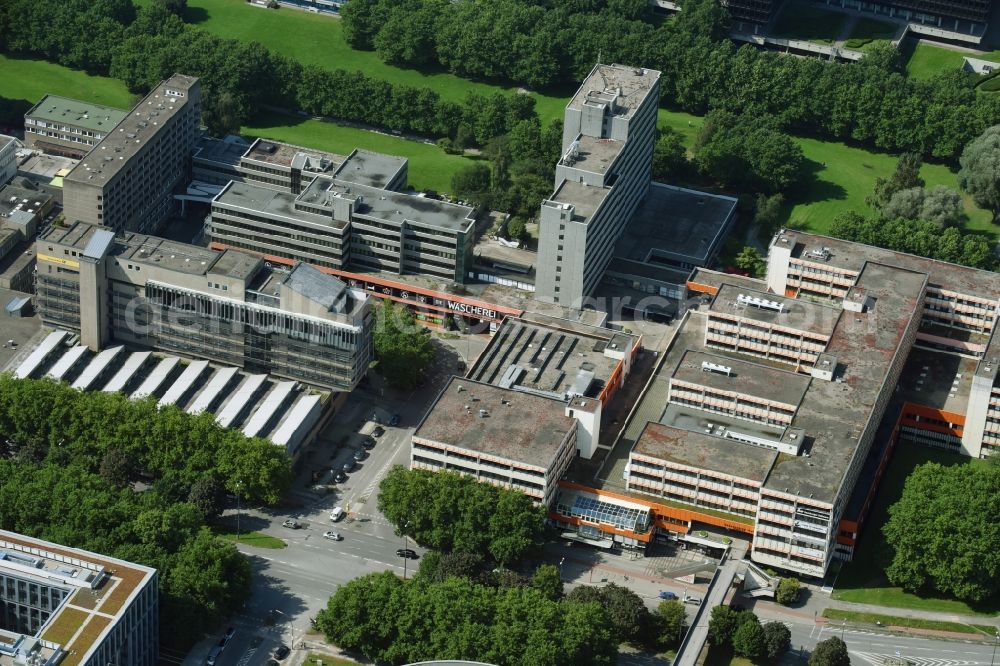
[
  {"xmin": 831, "ymin": 444, "xmax": 998, "ymax": 615},
  {"xmin": 304, "ymin": 654, "xmax": 359, "ymax": 666},
  {"xmin": 822, "ymin": 608, "xmax": 997, "ymax": 635},
  {"xmin": 0, "ymin": 54, "xmax": 133, "ymax": 110},
  {"xmin": 771, "ymin": 2, "xmax": 849, "ymax": 44},
  {"xmin": 905, "ymin": 41, "xmax": 1000, "ymax": 79},
  {"xmin": 242, "ymin": 111, "xmax": 485, "ymax": 193},
  {"xmin": 212, "ymin": 526, "xmax": 287, "ymax": 549},
  {"xmin": 161, "ymin": 0, "xmax": 570, "ymax": 124},
  {"xmin": 657, "ymin": 108, "xmax": 997, "ymax": 242}
]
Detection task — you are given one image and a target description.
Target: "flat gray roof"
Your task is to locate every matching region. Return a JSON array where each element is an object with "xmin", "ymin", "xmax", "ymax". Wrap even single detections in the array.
[
  {"xmin": 765, "ymin": 262, "xmax": 927, "ymax": 501},
  {"xmin": 897, "ymin": 347, "xmax": 977, "ymax": 416},
  {"xmin": 415, "ymin": 376, "xmax": 577, "ymax": 470},
  {"xmin": 689, "ymin": 267, "xmax": 768, "ymax": 293},
  {"xmin": 283, "ymin": 263, "xmax": 346, "ymax": 311},
  {"xmin": 778, "ymin": 229, "xmax": 1000, "ymax": 299},
  {"xmin": 672, "ymin": 349, "xmax": 810, "ymax": 408},
  {"xmin": 547, "ymin": 179, "xmax": 611, "ymax": 224},
  {"xmin": 299, "ymin": 177, "xmax": 476, "ymax": 233},
  {"xmin": 563, "ymin": 135, "xmax": 624, "ymax": 176},
  {"xmin": 242, "ymin": 138, "xmax": 345, "ymax": 172},
  {"xmin": 25, "ymin": 95, "xmax": 127, "ymax": 134},
  {"xmin": 711, "ymin": 284, "xmax": 841, "ymax": 338},
  {"xmin": 633, "ymin": 422, "xmax": 777, "ymax": 483},
  {"xmin": 216, "ymin": 180, "xmax": 348, "ymax": 231},
  {"xmin": 568, "ymin": 64, "xmax": 661, "ymax": 119},
  {"xmin": 467, "ymin": 314, "xmax": 636, "ymax": 398},
  {"xmin": 335, "ymin": 149, "xmax": 407, "ymax": 189},
  {"xmin": 65, "ymin": 75, "xmax": 198, "ymax": 186},
  {"xmin": 0, "ymin": 184, "xmax": 53, "ymax": 218},
  {"xmin": 194, "ymin": 136, "xmax": 248, "ymax": 167},
  {"xmin": 617, "ymin": 184, "xmax": 736, "ymax": 265}
]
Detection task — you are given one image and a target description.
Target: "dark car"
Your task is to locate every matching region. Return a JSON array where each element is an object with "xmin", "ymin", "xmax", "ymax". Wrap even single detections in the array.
[
  {"xmin": 372, "ymin": 426, "xmax": 385, "ymax": 438},
  {"xmin": 223, "ymin": 627, "xmax": 236, "ymax": 643},
  {"xmin": 334, "ymin": 470, "xmax": 348, "ymax": 483},
  {"xmin": 273, "ymin": 645, "xmax": 290, "ymax": 661},
  {"xmin": 362, "ymin": 436, "xmax": 376, "ymax": 449},
  {"xmin": 267, "ymin": 661, "xmax": 280, "ymax": 666},
  {"xmin": 343, "ymin": 460, "xmax": 356, "ymax": 473},
  {"xmin": 353, "ymin": 449, "xmax": 366, "ymax": 461},
  {"xmin": 388, "ymin": 414, "xmax": 401, "ymax": 426},
  {"xmin": 396, "ymin": 548, "xmax": 418, "ymax": 559}
]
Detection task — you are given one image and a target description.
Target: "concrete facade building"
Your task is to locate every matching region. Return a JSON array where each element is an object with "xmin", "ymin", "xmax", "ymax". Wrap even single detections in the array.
[
  {"xmin": 35, "ymin": 221, "xmax": 373, "ymax": 391},
  {"xmin": 535, "ymin": 64, "xmax": 661, "ymax": 307},
  {"xmin": 0, "ymin": 135, "xmax": 17, "ymax": 185},
  {"xmin": 62, "ymin": 75, "xmax": 201, "ymax": 235},
  {"xmin": 0, "ymin": 529, "xmax": 157, "ymax": 666},
  {"xmin": 23, "ymin": 97, "xmax": 127, "ymax": 159}
]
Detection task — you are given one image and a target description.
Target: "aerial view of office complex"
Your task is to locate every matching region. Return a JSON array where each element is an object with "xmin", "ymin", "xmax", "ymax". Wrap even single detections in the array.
[{"xmin": 2, "ymin": 0, "xmax": 1000, "ymax": 664}]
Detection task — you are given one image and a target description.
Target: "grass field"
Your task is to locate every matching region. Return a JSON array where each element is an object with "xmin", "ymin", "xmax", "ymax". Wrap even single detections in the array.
[
  {"xmin": 771, "ymin": 2, "xmax": 849, "ymax": 44},
  {"xmin": 905, "ymin": 41, "xmax": 1000, "ymax": 79},
  {"xmin": 156, "ymin": 0, "xmax": 571, "ymax": 124},
  {"xmin": 657, "ymin": 108, "xmax": 997, "ymax": 241},
  {"xmin": 822, "ymin": 608, "xmax": 997, "ymax": 635},
  {"xmin": 304, "ymin": 654, "xmax": 358, "ymax": 666},
  {"xmin": 831, "ymin": 444, "xmax": 998, "ymax": 615},
  {"xmin": 0, "ymin": 54, "xmax": 133, "ymax": 110},
  {"xmin": 243, "ymin": 111, "xmax": 484, "ymax": 193}
]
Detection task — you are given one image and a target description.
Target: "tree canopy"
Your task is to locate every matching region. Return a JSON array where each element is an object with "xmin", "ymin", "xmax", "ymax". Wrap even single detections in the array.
[
  {"xmin": 958, "ymin": 124, "xmax": 1000, "ymax": 223},
  {"xmin": 808, "ymin": 636, "xmax": 850, "ymax": 666},
  {"xmin": 373, "ymin": 300, "xmax": 436, "ymax": 389},
  {"xmin": 315, "ymin": 572, "xmax": 618, "ymax": 666},
  {"xmin": 377, "ymin": 467, "xmax": 547, "ymax": 565},
  {"xmin": 883, "ymin": 461, "xmax": 1000, "ymax": 603}
]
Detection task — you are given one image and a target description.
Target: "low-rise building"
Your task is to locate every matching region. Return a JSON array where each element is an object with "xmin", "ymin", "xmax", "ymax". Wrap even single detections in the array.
[
  {"xmin": 35, "ymin": 221, "xmax": 373, "ymax": 391},
  {"xmin": 23, "ymin": 96, "xmax": 127, "ymax": 159},
  {"xmin": 0, "ymin": 135, "xmax": 17, "ymax": 185},
  {"xmin": 0, "ymin": 529, "xmax": 157, "ymax": 666}
]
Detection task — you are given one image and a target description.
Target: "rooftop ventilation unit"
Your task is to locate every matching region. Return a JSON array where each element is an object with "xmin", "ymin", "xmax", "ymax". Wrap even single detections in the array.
[
  {"xmin": 737, "ymin": 293, "xmax": 784, "ymax": 313},
  {"xmin": 808, "ymin": 247, "xmax": 831, "ymax": 260},
  {"xmin": 478, "ymin": 409, "xmax": 489, "ymax": 418},
  {"xmin": 701, "ymin": 361, "xmax": 732, "ymax": 376}
]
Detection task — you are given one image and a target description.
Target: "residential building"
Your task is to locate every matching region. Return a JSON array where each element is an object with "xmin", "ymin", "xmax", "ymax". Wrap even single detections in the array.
[
  {"xmin": 23, "ymin": 97, "xmax": 127, "ymax": 159},
  {"xmin": 35, "ymin": 221, "xmax": 373, "ymax": 392},
  {"xmin": 0, "ymin": 529, "xmax": 157, "ymax": 666},
  {"xmin": 0, "ymin": 135, "xmax": 17, "ymax": 185},
  {"xmin": 62, "ymin": 75, "xmax": 201, "ymax": 234},
  {"xmin": 535, "ymin": 64, "xmax": 661, "ymax": 307}
]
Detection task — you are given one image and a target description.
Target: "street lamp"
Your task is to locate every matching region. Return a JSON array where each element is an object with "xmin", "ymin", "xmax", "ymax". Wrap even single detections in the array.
[
  {"xmin": 235, "ymin": 480, "xmax": 243, "ymax": 544},
  {"xmin": 991, "ymin": 630, "xmax": 999, "ymax": 666},
  {"xmin": 559, "ymin": 557, "xmax": 565, "ymax": 581}
]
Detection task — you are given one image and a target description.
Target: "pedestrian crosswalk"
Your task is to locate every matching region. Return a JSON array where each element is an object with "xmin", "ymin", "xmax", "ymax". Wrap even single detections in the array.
[{"xmin": 853, "ymin": 652, "xmax": 984, "ymax": 666}]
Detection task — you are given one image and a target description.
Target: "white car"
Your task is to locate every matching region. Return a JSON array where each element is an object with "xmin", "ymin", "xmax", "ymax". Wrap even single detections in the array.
[
  {"xmin": 323, "ymin": 531, "xmax": 342, "ymax": 541},
  {"xmin": 330, "ymin": 507, "xmax": 345, "ymax": 521}
]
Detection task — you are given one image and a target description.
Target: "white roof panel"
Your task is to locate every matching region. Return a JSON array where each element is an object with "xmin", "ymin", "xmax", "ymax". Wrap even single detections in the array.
[
  {"xmin": 270, "ymin": 394, "xmax": 322, "ymax": 447},
  {"xmin": 14, "ymin": 330, "xmax": 68, "ymax": 379},
  {"xmin": 132, "ymin": 357, "xmax": 180, "ymax": 399},
  {"xmin": 158, "ymin": 360, "xmax": 209, "ymax": 407},
  {"xmin": 71, "ymin": 346, "xmax": 124, "ymax": 390},
  {"xmin": 186, "ymin": 366, "xmax": 239, "ymax": 415},
  {"xmin": 45, "ymin": 345, "xmax": 89, "ymax": 381},
  {"xmin": 243, "ymin": 381, "xmax": 298, "ymax": 439},
  {"xmin": 216, "ymin": 374, "xmax": 268, "ymax": 428},
  {"xmin": 102, "ymin": 351, "xmax": 152, "ymax": 393}
]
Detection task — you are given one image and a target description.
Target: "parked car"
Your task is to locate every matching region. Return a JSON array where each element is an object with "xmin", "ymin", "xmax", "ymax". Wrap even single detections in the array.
[
  {"xmin": 334, "ymin": 470, "xmax": 348, "ymax": 483},
  {"xmin": 683, "ymin": 595, "xmax": 702, "ymax": 605},
  {"xmin": 658, "ymin": 591, "xmax": 678, "ymax": 600},
  {"xmin": 388, "ymin": 414, "xmax": 401, "ymax": 426},
  {"xmin": 323, "ymin": 531, "xmax": 342, "ymax": 541},
  {"xmin": 223, "ymin": 627, "xmax": 236, "ymax": 643},
  {"xmin": 282, "ymin": 519, "xmax": 301, "ymax": 529},
  {"xmin": 353, "ymin": 449, "xmax": 366, "ymax": 461},
  {"xmin": 273, "ymin": 645, "xmax": 290, "ymax": 661},
  {"xmin": 362, "ymin": 436, "xmax": 376, "ymax": 449},
  {"xmin": 343, "ymin": 460, "xmax": 356, "ymax": 473},
  {"xmin": 330, "ymin": 507, "xmax": 345, "ymax": 521},
  {"xmin": 372, "ymin": 426, "xmax": 385, "ymax": 438},
  {"xmin": 396, "ymin": 548, "xmax": 418, "ymax": 559}
]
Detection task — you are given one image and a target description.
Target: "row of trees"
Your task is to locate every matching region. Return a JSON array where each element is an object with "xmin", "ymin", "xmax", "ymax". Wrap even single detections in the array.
[
  {"xmin": 377, "ymin": 467, "xmax": 548, "ymax": 565},
  {"xmin": 707, "ymin": 605, "xmax": 791, "ymax": 662},
  {"xmin": 315, "ymin": 571, "xmax": 618, "ymax": 665},
  {"xmin": 883, "ymin": 459, "xmax": 1000, "ymax": 603},
  {"xmin": 0, "ymin": 375, "xmax": 293, "ymax": 503},
  {"xmin": 342, "ymin": 0, "xmax": 1000, "ymax": 160},
  {"xmin": 0, "ymin": 0, "xmax": 539, "ymax": 143}
]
